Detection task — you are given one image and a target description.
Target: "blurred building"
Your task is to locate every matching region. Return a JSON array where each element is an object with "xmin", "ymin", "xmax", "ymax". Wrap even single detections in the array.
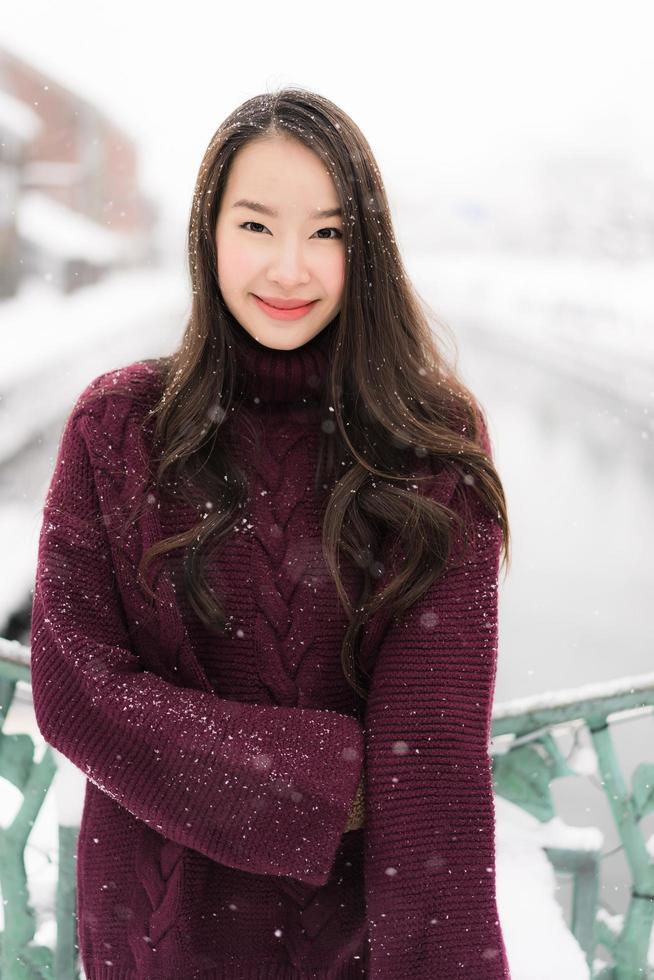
[{"xmin": 0, "ymin": 45, "xmax": 158, "ymax": 298}]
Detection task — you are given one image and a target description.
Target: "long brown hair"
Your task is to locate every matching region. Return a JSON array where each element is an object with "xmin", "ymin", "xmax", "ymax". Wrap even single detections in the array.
[{"xmin": 123, "ymin": 87, "xmax": 511, "ymax": 701}]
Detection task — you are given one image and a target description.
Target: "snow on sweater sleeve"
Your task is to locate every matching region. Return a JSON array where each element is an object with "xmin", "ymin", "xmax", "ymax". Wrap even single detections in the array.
[
  {"xmin": 363, "ymin": 416, "xmax": 511, "ymax": 978},
  {"xmin": 29, "ymin": 393, "xmax": 364, "ymax": 888}
]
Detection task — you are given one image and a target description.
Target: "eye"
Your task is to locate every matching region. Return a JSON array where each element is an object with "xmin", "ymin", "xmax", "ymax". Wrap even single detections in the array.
[
  {"xmin": 238, "ymin": 221, "xmax": 343, "ymax": 240},
  {"xmin": 313, "ymin": 227, "xmax": 343, "ymax": 240},
  {"xmin": 239, "ymin": 221, "xmax": 271, "ymax": 235}
]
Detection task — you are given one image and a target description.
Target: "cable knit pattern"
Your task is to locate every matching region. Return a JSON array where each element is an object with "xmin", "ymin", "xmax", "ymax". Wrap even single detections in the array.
[
  {"xmin": 29, "ymin": 320, "xmax": 510, "ymax": 978},
  {"xmin": 249, "ymin": 417, "xmax": 314, "ymax": 704}
]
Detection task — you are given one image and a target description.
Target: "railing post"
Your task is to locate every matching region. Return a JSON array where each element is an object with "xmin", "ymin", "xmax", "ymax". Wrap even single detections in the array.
[
  {"xmin": 51, "ymin": 751, "xmax": 84, "ymax": 980},
  {"xmin": 544, "ymin": 846, "xmax": 600, "ymax": 967},
  {"xmin": 54, "ymin": 824, "xmax": 79, "ymax": 980},
  {"xmin": 587, "ymin": 720, "xmax": 654, "ymax": 977}
]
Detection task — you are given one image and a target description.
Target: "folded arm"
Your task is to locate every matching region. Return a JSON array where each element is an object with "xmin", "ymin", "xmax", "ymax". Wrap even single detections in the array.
[{"xmin": 30, "ymin": 396, "xmax": 364, "ymax": 886}]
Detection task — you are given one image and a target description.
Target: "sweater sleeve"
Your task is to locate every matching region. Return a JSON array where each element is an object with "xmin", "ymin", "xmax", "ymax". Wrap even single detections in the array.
[
  {"xmin": 29, "ymin": 399, "xmax": 364, "ymax": 888},
  {"xmin": 363, "ymin": 420, "xmax": 511, "ymax": 977}
]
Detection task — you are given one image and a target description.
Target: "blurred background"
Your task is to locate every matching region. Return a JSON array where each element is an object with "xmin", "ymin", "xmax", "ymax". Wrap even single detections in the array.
[{"xmin": 0, "ymin": 1, "xmax": 652, "ymax": 976}]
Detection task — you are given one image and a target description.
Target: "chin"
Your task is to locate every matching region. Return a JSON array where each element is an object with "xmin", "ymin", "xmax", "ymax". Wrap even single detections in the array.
[{"xmin": 249, "ymin": 323, "xmax": 326, "ymax": 351}]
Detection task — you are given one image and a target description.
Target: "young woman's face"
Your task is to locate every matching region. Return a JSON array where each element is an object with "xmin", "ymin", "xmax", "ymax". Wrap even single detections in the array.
[{"xmin": 215, "ymin": 135, "xmax": 345, "ymax": 350}]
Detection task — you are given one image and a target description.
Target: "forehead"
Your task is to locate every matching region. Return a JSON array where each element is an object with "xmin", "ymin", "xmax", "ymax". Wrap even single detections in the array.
[{"xmin": 224, "ymin": 137, "xmax": 340, "ymax": 213}]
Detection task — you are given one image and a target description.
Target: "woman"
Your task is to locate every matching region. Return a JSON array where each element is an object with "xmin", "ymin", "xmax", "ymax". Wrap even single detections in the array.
[{"xmin": 30, "ymin": 87, "xmax": 512, "ymax": 979}]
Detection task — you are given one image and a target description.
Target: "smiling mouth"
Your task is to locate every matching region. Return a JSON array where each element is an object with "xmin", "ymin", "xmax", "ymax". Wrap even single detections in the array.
[
  {"xmin": 254, "ymin": 295, "xmax": 317, "ymax": 310},
  {"xmin": 251, "ymin": 294, "xmax": 319, "ymax": 321}
]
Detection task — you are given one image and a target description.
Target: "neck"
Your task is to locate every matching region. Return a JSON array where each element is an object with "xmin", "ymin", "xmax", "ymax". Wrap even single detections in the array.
[{"xmin": 231, "ymin": 319, "xmax": 334, "ymax": 407}]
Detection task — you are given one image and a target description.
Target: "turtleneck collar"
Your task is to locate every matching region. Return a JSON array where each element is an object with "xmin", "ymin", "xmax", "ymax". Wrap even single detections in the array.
[{"xmin": 230, "ymin": 318, "xmax": 334, "ymax": 407}]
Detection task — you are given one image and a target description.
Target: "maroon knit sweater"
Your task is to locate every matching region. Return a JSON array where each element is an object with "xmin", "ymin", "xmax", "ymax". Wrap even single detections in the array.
[{"xmin": 30, "ymin": 321, "xmax": 511, "ymax": 979}]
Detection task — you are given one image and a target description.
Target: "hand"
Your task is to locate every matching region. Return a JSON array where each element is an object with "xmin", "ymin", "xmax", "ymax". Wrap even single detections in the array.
[{"xmin": 345, "ymin": 771, "xmax": 366, "ymax": 832}]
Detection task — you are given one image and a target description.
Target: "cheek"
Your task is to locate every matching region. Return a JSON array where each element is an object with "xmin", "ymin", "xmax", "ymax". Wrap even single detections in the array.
[
  {"xmin": 216, "ymin": 238, "xmax": 256, "ymax": 288},
  {"xmin": 324, "ymin": 254, "xmax": 346, "ymax": 299}
]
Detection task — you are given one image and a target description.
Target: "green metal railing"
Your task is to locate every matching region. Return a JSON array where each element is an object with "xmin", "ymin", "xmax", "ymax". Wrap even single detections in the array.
[
  {"xmin": 491, "ymin": 672, "xmax": 654, "ymax": 978},
  {"xmin": 2, "ymin": 634, "xmax": 654, "ymax": 978},
  {"xmin": 0, "ymin": 636, "xmax": 78, "ymax": 980}
]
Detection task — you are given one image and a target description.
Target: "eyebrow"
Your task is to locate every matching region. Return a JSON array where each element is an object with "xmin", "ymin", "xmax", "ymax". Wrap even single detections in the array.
[{"xmin": 231, "ymin": 198, "xmax": 343, "ymax": 220}]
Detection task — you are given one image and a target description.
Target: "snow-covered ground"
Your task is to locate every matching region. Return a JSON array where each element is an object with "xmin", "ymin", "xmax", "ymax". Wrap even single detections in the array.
[
  {"xmin": 406, "ymin": 247, "xmax": 654, "ymax": 422},
  {"xmin": 0, "ymin": 265, "xmax": 188, "ymax": 630},
  {"xmin": 0, "ymin": 264, "xmax": 189, "ymax": 460}
]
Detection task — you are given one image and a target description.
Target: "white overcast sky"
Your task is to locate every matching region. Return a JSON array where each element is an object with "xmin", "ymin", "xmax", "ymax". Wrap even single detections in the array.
[{"xmin": 3, "ymin": 0, "xmax": 653, "ymax": 246}]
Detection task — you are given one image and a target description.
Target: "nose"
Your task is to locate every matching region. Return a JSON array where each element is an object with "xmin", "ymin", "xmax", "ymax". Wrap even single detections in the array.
[{"xmin": 266, "ymin": 238, "xmax": 312, "ymax": 289}]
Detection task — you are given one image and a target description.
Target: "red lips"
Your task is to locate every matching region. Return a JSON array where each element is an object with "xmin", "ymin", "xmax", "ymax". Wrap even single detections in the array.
[{"xmin": 254, "ymin": 295, "xmax": 317, "ymax": 310}]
